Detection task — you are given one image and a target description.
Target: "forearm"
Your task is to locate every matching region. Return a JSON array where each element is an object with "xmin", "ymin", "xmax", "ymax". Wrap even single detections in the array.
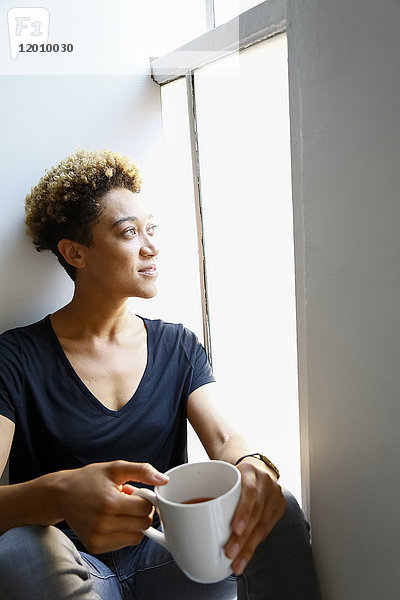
[
  {"xmin": 0, "ymin": 471, "xmax": 63, "ymax": 535},
  {"xmin": 188, "ymin": 385, "xmax": 279, "ymax": 481},
  {"xmin": 211, "ymin": 432, "xmax": 279, "ymax": 482},
  {"xmin": 209, "ymin": 431, "xmax": 252, "ymax": 464}
]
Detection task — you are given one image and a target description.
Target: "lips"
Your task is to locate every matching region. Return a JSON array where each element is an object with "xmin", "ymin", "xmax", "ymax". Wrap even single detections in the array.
[{"xmin": 138, "ymin": 264, "xmax": 158, "ymax": 275}]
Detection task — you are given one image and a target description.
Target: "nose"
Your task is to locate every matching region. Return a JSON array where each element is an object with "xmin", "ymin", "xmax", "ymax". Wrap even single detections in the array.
[{"xmin": 140, "ymin": 237, "xmax": 159, "ymax": 258}]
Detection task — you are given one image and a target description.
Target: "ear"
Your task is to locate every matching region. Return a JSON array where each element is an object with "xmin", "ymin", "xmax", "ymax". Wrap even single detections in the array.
[{"xmin": 57, "ymin": 239, "xmax": 88, "ymax": 270}]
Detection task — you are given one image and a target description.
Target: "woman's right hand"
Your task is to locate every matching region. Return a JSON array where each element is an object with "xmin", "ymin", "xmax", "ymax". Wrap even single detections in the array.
[{"xmin": 53, "ymin": 460, "xmax": 169, "ymax": 554}]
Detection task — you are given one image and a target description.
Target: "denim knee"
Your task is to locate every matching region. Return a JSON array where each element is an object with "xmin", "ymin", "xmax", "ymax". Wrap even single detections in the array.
[
  {"xmin": 0, "ymin": 525, "xmax": 59, "ymax": 571},
  {"xmin": 0, "ymin": 525, "xmax": 97, "ymax": 600},
  {"xmin": 237, "ymin": 490, "xmax": 321, "ymax": 600},
  {"xmin": 273, "ymin": 489, "xmax": 311, "ymax": 538}
]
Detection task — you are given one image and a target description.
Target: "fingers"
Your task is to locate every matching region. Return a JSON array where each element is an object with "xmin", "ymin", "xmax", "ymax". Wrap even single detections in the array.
[
  {"xmin": 90, "ymin": 512, "xmax": 154, "ymax": 536},
  {"xmin": 83, "ymin": 529, "xmax": 147, "ymax": 554},
  {"xmin": 230, "ymin": 466, "xmax": 259, "ymax": 537},
  {"xmin": 107, "ymin": 460, "xmax": 169, "ymax": 486},
  {"xmin": 77, "ymin": 487, "xmax": 156, "ymax": 554},
  {"xmin": 110, "ymin": 490, "xmax": 155, "ymax": 517},
  {"xmin": 120, "ymin": 483, "xmax": 135, "ymax": 494},
  {"xmin": 228, "ymin": 497, "xmax": 285, "ymax": 574},
  {"xmin": 59, "ymin": 461, "xmax": 166, "ymax": 554},
  {"xmin": 225, "ymin": 492, "xmax": 263, "ymax": 571},
  {"xmin": 225, "ymin": 461, "xmax": 286, "ymax": 575}
]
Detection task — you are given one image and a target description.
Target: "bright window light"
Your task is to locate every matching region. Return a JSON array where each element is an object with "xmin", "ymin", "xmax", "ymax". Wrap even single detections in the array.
[
  {"xmin": 130, "ymin": 77, "xmax": 203, "ymax": 342},
  {"xmin": 193, "ymin": 34, "xmax": 301, "ymax": 501}
]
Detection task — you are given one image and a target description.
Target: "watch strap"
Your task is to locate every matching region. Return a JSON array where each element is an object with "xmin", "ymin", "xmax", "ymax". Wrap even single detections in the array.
[{"xmin": 234, "ymin": 453, "xmax": 280, "ymax": 480}]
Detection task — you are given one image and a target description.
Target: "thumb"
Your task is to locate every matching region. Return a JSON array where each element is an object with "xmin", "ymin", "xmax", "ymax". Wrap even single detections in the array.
[{"xmin": 107, "ymin": 460, "xmax": 169, "ymax": 486}]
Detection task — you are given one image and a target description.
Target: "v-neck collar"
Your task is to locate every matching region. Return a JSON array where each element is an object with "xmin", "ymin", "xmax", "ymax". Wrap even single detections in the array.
[{"xmin": 44, "ymin": 314, "xmax": 152, "ymax": 417}]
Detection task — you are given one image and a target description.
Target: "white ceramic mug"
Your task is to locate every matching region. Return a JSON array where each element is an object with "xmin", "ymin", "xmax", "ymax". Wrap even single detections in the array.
[{"xmin": 135, "ymin": 460, "xmax": 241, "ymax": 583}]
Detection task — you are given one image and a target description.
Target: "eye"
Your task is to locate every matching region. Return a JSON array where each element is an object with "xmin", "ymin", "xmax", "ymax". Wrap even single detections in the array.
[
  {"xmin": 123, "ymin": 227, "xmax": 137, "ymax": 237},
  {"xmin": 147, "ymin": 224, "xmax": 158, "ymax": 235}
]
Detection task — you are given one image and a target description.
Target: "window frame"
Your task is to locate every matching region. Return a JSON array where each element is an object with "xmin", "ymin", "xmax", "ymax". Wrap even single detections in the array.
[
  {"xmin": 151, "ymin": 0, "xmax": 287, "ymax": 362},
  {"xmin": 150, "ymin": 0, "xmax": 313, "ymax": 516},
  {"xmin": 150, "ymin": 0, "xmax": 287, "ymax": 86}
]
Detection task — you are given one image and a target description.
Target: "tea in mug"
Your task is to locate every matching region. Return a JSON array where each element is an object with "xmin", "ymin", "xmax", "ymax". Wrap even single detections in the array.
[{"xmin": 182, "ymin": 496, "xmax": 215, "ymax": 504}]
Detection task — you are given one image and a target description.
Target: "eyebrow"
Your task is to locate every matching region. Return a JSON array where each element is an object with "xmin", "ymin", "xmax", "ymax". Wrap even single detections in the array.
[
  {"xmin": 111, "ymin": 214, "xmax": 153, "ymax": 229},
  {"xmin": 111, "ymin": 216, "xmax": 137, "ymax": 228}
]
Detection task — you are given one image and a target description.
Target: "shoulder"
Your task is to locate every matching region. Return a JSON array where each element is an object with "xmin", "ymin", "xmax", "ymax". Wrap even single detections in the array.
[
  {"xmin": 139, "ymin": 317, "xmax": 214, "ymax": 389},
  {"xmin": 0, "ymin": 315, "xmax": 49, "ymax": 341},
  {"xmin": 140, "ymin": 316, "xmax": 202, "ymax": 356},
  {"xmin": 0, "ymin": 316, "xmax": 50, "ymax": 359},
  {"xmin": 140, "ymin": 316, "xmax": 192, "ymax": 338}
]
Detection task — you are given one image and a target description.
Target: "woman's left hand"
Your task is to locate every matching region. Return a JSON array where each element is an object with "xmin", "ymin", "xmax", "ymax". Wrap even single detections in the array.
[{"xmin": 224, "ymin": 457, "xmax": 286, "ymax": 575}]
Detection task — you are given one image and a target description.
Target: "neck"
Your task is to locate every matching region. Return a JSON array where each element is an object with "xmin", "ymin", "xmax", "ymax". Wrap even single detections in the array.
[{"xmin": 51, "ymin": 282, "xmax": 140, "ymax": 340}]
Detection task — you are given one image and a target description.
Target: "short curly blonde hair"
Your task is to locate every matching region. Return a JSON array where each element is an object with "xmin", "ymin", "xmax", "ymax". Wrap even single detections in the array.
[{"xmin": 25, "ymin": 148, "xmax": 142, "ymax": 280}]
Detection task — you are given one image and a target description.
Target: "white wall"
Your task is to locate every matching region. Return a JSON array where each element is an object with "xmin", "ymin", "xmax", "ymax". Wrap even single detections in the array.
[
  {"xmin": 0, "ymin": 1, "xmax": 180, "ymax": 485},
  {"xmin": 0, "ymin": 74, "xmax": 166, "ymax": 329},
  {"xmin": 0, "ymin": 1, "xmax": 169, "ymax": 332},
  {"xmin": 288, "ymin": 1, "xmax": 400, "ymax": 598},
  {"xmin": 5, "ymin": 4, "xmax": 399, "ymax": 597}
]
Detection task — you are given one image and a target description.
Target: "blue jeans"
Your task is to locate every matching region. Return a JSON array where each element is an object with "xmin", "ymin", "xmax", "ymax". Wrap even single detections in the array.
[{"xmin": 0, "ymin": 490, "xmax": 321, "ymax": 599}]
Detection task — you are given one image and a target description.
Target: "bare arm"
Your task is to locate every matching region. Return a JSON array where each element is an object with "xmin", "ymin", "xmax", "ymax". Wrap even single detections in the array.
[
  {"xmin": 187, "ymin": 382, "xmax": 286, "ymax": 575},
  {"xmin": 0, "ymin": 415, "xmax": 168, "ymax": 552},
  {"xmin": 0, "ymin": 414, "xmax": 14, "ymax": 479},
  {"xmin": 187, "ymin": 382, "xmax": 279, "ymax": 479},
  {"xmin": 0, "ymin": 414, "xmax": 68, "ymax": 534}
]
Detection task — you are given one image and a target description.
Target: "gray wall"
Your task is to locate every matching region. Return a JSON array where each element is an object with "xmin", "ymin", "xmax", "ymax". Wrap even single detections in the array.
[
  {"xmin": 0, "ymin": 0, "xmax": 168, "ymax": 333},
  {"xmin": 288, "ymin": 1, "xmax": 400, "ymax": 598},
  {"xmin": 0, "ymin": 0, "xmax": 167, "ymax": 484},
  {"xmin": 0, "ymin": 73, "xmax": 165, "ymax": 486},
  {"xmin": 0, "ymin": 74, "xmax": 164, "ymax": 333},
  {"xmin": 0, "ymin": 1, "xmax": 208, "ymax": 488},
  {"xmin": 3, "ymin": 1, "xmax": 400, "ymax": 596}
]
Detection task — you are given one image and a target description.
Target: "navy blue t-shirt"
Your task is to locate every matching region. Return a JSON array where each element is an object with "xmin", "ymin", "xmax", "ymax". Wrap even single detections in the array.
[{"xmin": 0, "ymin": 315, "xmax": 215, "ymax": 486}]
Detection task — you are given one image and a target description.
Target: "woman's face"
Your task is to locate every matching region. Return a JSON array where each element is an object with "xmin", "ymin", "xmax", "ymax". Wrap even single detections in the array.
[{"xmin": 79, "ymin": 187, "xmax": 159, "ymax": 298}]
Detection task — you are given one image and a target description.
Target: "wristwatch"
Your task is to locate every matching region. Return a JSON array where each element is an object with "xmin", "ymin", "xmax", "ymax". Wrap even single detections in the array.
[{"xmin": 234, "ymin": 453, "xmax": 280, "ymax": 480}]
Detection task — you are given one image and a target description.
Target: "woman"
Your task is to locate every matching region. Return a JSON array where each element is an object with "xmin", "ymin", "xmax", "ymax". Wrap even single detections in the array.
[{"xmin": 0, "ymin": 149, "xmax": 321, "ymax": 599}]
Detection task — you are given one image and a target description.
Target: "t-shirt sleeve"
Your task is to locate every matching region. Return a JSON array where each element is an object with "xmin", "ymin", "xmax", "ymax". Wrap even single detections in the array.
[
  {"xmin": 0, "ymin": 331, "xmax": 24, "ymax": 423},
  {"xmin": 182, "ymin": 327, "xmax": 216, "ymax": 394}
]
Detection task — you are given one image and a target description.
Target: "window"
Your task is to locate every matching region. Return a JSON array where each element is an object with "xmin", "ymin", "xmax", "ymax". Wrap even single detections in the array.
[
  {"xmin": 151, "ymin": 0, "xmax": 301, "ymax": 502},
  {"xmin": 193, "ymin": 34, "xmax": 300, "ymax": 500},
  {"xmin": 130, "ymin": 76, "xmax": 204, "ymax": 340}
]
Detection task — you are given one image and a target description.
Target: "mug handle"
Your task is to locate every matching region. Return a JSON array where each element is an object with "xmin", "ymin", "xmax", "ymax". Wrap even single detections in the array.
[{"xmin": 134, "ymin": 488, "xmax": 170, "ymax": 550}]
